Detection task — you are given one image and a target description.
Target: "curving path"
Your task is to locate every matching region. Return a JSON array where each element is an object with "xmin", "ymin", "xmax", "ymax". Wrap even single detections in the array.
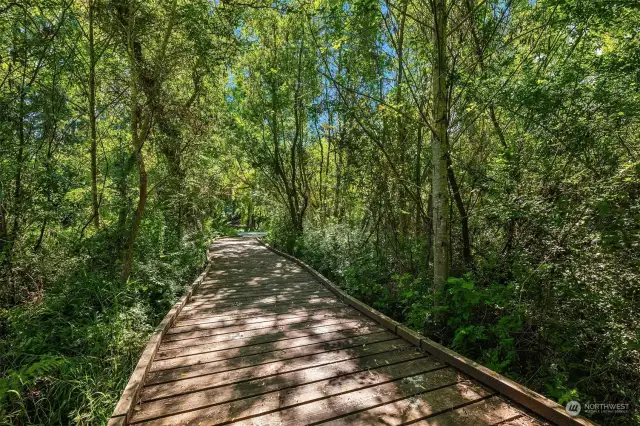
[{"xmin": 111, "ymin": 238, "xmax": 590, "ymax": 426}]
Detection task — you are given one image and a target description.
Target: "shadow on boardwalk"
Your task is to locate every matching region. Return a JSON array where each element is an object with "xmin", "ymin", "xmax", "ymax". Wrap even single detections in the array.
[{"xmin": 126, "ymin": 238, "xmax": 549, "ymax": 426}]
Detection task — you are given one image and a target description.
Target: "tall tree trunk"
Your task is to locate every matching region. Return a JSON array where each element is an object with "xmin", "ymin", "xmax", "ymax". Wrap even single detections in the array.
[
  {"xmin": 9, "ymin": 90, "xmax": 26, "ymax": 263},
  {"xmin": 121, "ymin": 143, "xmax": 147, "ymax": 283},
  {"xmin": 333, "ymin": 147, "xmax": 342, "ymax": 218},
  {"xmin": 415, "ymin": 124, "xmax": 423, "ymax": 236},
  {"xmin": 88, "ymin": 0, "xmax": 100, "ymax": 228},
  {"xmin": 431, "ymin": 0, "xmax": 450, "ymax": 290},
  {"xmin": 121, "ymin": 60, "xmax": 141, "ymax": 283},
  {"xmin": 318, "ymin": 132, "xmax": 324, "ymax": 211},
  {"xmin": 446, "ymin": 155, "xmax": 472, "ymax": 266},
  {"xmin": 34, "ymin": 218, "xmax": 47, "ymax": 253},
  {"xmin": 246, "ymin": 198, "xmax": 253, "ymax": 231},
  {"xmin": 425, "ymin": 190, "xmax": 433, "ymax": 267},
  {"xmin": 120, "ymin": 0, "xmax": 177, "ymax": 283},
  {"xmin": 324, "ymin": 109, "xmax": 331, "ymax": 217},
  {"xmin": 0, "ymin": 203, "xmax": 7, "ymax": 257},
  {"xmin": 36, "ymin": 79, "xmax": 57, "ymax": 253},
  {"xmin": 396, "ymin": 0, "xmax": 409, "ymax": 234},
  {"xmin": 121, "ymin": 63, "xmax": 151, "ymax": 283}
]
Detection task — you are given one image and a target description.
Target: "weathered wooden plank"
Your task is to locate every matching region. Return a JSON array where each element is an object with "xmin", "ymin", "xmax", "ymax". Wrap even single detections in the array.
[
  {"xmin": 186, "ymin": 289, "xmax": 333, "ymax": 308},
  {"xmin": 147, "ymin": 331, "xmax": 398, "ymax": 383},
  {"xmin": 200, "ymin": 277, "xmax": 318, "ymax": 286},
  {"xmin": 157, "ymin": 324, "xmax": 384, "ymax": 360},
  {"xmin": 179, "ymin": 295, "xmax": 339, "ymax": 316},
  {"xmin": 322, "ymin": 394, "xmax": 539, "ymax": 426},
  {"xmin": 198, "ymin": 280, "xmax": 316, "ymax": 289},
  {"xmin": 207, "ymin": 257, "xmax": 280, "ymax": 263},
  {"xmin": 207, "ymin": 267, "xmax": 304, "ymax": 276},
  {"xmin": 176, "ymin": 300, "xmax": 343, "ymax": 321},
  {"xmin": 172, "ymin": 304, "xmax": 352, "ymax": 328},
  {"xmin": 165, "ymin": 307, "xmax": 361, "ymax": 336},
  {"xmin": 183, "ymin": 292, "xmax": 334, "ymax": 310},
  {"xmin": 152, "ymin": 328, "xmax": 391, "ymax": 371},
  {"xmin": 194, "ymin": 283, "xmax": 320, "ymax": 299},
  {"xmin": 140, "ymin": 339, "xmax": 412, "ymax": 401},
  {"xmin": 201, "ymin": 274, "xmax": 310, "ymax": 283},
  {"xmin": 321, "ymin": 381, "xmax": 494, "ymax": 425},
  {"xmin": 418, "ymin": 396, "xmax": 533, "ymax": 425},
  {"xmin": 130, "ymin": 348, "xmax": 426, "ymax": 424},
  {"xmin": 162, "ymin": 314, "xmax": 371, "ymax": 342},
  {"xmin": 196, "ymin": 279, "xmax": 319, "ymax": 291},
  {"xmin": 200, "ymin": 272, "xmax": 314, "ymax": 281},
  {"xmin": 157, "ymin": 320, "xmax": 376, "ymax": 353},
  {"xmin": 228, "ymin": 367, "xmax": 467, "ymax": 426},
  {"xmin": 136, "ymin": 358, "xmax": 446, "ymax": 426},
  {"xmin": 208, "ymin": 272, "xmax": 308, "ymax": 282}
]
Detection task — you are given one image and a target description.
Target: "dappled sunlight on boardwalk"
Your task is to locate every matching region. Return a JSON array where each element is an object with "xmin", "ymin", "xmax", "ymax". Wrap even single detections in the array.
[{"xmin": 127, "ymin": 238, "xmax": 550, "ymax": 426}]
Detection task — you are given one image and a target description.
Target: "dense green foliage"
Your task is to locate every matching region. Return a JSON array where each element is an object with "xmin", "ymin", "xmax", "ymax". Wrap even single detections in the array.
[
  {"xmin": 0, "ymin": 0, "xmax": 239, "ymax": 423},
  {"xmin": 1, "ymin": 0, "xmax": 639, "ymax": 425},
  {"xmin": 0, "ymin": 229, "xmax": 213, "ymax": 424}
]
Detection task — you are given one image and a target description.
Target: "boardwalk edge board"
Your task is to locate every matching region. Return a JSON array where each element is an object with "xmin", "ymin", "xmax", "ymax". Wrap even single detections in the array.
[
  {"xmin": 107, "ymin": 242, "xmax": 216, "ymax": 426},
  {"xmin": 257, "ymin": 238, "xmax": 597, "ymax": 426}
]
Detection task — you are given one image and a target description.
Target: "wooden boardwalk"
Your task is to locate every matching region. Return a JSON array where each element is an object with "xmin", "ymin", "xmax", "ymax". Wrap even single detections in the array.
[{"xmin": 118, "ymin": 238, "xmax": 567, "ymax": 426}]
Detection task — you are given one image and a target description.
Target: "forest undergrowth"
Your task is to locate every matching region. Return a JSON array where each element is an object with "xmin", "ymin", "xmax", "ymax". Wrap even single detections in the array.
[
  {"xmin": 267, "ymin": 214, "xmax": 640, "ymax": 426},
  {"xmin": 0, "ymin": 222, "xmax": 230, "ymax": 425}
]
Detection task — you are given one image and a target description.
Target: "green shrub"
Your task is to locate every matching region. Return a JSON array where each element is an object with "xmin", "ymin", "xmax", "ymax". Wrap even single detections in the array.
[
  {"xmin": 432, "ymin": 276, "xmax": 523, "ymax": 373},
  {"xmin": 0, "ymin": 227, "xmax": 214, "ymax": 425}
]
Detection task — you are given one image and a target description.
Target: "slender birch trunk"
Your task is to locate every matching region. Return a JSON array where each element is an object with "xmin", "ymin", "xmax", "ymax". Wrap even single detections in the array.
[
  {"xmin": 396, "ymin": 0, "xmax": 409, "ymax": 234},
  {"xmin": 88, "ymin": 0, "xmax": 99, "ymax": 228},
  {"xmin": 431, "ymin": 0, "xmax": 450, "ymax": 290}
]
